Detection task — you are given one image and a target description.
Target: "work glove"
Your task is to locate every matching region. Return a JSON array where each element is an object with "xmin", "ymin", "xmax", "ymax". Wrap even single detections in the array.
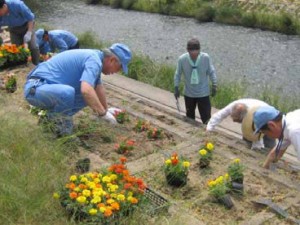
[
  {"xmin": 101, "ymin": 111, "xmax": 117, "ymax": 124},
  {"xmin": 23, "ymin": 31, "xmax": 32, "ymax": 43},
  {"xmin": 174, "ymin": 86, "xmax": 180, "ymax": 99},
  {"xmin": 108, "ymin": 107, "xmax": 122, "ymax": 116},
  {"xmin": 211, "ymin": 85, "xmax": 217, "ymax": 97}
]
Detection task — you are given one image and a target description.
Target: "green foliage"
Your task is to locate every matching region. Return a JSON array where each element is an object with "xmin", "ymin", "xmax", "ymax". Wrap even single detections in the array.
[
  {"xmin": 241, "ymin": 12, "xmax": 257, "ymax": 28},
  {"xmin": 0, "ymin": 98, "xmax": 71, "ymax": 224},
  {"xmin": 77, "ymin": 31, "xmax": 105, "ymax": 49},
  {"xmin": 195, "ymin": 3, "xmax": 216, "ymax": 22},
  {"xmin": 164, "ymin": 153, "xmax": 190, "ymax": 178},
  {"xmin": 122, "ymin": 0, "xmax": 136, "ymax": 9},
  {"xmin": 215, "ymin": 6, "xmax": 242, "ymax": 25},
  {"xmin": 227, "ymin": 158, "xmax": 245, "ymax": 182},
  {"xmin": 110, "ymin": 0, "xmax": 122, "ymax": 8}
]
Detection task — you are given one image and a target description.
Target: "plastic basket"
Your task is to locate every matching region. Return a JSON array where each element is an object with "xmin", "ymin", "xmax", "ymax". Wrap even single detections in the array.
[{"xmin": 144, "ymin": 187, "xmax": 169, "ymax": 215}]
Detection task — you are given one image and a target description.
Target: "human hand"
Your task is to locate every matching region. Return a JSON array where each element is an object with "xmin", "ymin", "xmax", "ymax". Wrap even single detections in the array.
[
  {"xmin": 102, "ymin": 111, "xmax": 117, "ymax": 124},
  {"xmin": 24, "ymin": 31, "xmax": 32, "ymax": 43},
  {"xmin": 174, "ymin": 86, "xmax": 180, "ymax": 99},
  {"xmin": 211, "ymin": 85, "xmax": 217, "ymax": 97}
]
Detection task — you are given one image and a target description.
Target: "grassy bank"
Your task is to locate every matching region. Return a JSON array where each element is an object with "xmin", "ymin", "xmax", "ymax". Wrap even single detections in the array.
[{"xmin": 85, "ymin": 0, "xmax": 300, "ymax": 35}]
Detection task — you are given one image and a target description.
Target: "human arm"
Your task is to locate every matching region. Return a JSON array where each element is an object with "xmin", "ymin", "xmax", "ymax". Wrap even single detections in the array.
[
  {"xmin": 206, "ymin": 103, "xmax": 234, "ymax": 131},
  {"xmin": 207, "ymin": 56, "xmax": 217, "ymax": 96},
  {"xmin": 81, "ymin": 81, "xmax": 107, "ymax": 116},
  {"xmin": 263, "ymin": 146, "xmax": 287, "ymax": 169},
  {"xmin": 52, "ymin": 37, "xmax": 68, "ymax": 52},
  {"xmin": 174, "ymin": 57, "xmax": 183, "ymax": 98},
  {"xmin": 95, "ymin": 84, "xmax": 108, "ymax": 111}
]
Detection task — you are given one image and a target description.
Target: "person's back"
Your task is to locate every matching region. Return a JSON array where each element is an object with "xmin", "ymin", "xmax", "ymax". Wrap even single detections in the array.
[{"xmin": 49, "ymin": 30, "xmax": 78, "ymax": 52}]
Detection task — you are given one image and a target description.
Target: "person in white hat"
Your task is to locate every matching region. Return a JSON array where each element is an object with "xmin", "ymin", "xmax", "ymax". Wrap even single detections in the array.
[
  {"xmin": 253, "ymin": 106, "xmax": 300, "ymax": 169},
  {"xmin": 206, "ymin": 98, "xmax": 276, "ymax": 150}
]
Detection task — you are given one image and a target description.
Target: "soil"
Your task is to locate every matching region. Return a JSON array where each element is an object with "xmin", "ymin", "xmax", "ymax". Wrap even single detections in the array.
[{"xmin": 1, "ymin": 64, "xmax": 300, "ymax": 225}]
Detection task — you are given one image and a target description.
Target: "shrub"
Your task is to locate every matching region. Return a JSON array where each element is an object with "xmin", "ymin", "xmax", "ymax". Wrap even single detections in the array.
[
  {"xmin": 241, "ymin": 12, "xmax": 257, "ymax": 28},
  {"xmin": 195, "ymin": 4, "xmax": 216, "ymax": 22}
]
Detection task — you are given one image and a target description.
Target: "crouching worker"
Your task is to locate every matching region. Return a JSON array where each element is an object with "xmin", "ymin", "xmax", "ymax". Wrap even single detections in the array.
[
  {"xmin": 24, "ymin": 43, "xmax": 132, "ymax": 137},
  {"xmin": 253, "ymin": 106, "xmax": 300, "ymax": 169}
]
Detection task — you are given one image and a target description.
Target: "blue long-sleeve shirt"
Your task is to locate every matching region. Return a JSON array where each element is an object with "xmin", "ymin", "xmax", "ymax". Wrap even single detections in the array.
[
  {"xmin": 48, "ymin": 30, "xmax": 78, "ymax": 52},
  {"xmin": 174, "ymin": 52, "xmax": 217, "ymax": 98},
  {"xmin": 0, "ymin": 0, "xmax": 34, "ymax": 27}
]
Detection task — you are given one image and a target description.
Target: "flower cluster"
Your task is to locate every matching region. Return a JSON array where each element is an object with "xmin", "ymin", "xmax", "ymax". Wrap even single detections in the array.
[
  {"xmin": 54, "ymin": 157, "xmax": 147, "ymax": 223},
  {"xmin": 227, "ymin": 158, "xmax": 245, "ymax": 183},
  {"xmin": 164, "ymin": 153, "xmax": 190, "ymax": 178},
  {"xmin": 147, "ymin": 127, "xmax": 163, "ymax": 139},
  {"xmin": 134, "ymin": 119, "xmax": 150, "ymax": 132},
  {"xmin": 0, "ymin": 44, "xmax": 30, "ymax": 66},
  {"xmin": 114, "ymin": 139, "xmax": 135, "ymax": 155},
  {"xmin": 39, "ymin": 52, "xmax": 54, "ymax": 62},
  {"xmin": 113, "ymin": 110, "xmax": 130, "ymax": 124},
  {"xmin": 198, "ymin": 142, "xmax": 214, "ymax": 164},
  {"xmin": 0, "ymin": 72, "xmax": 17, "ymax": 93},
  {"xmin": 207, "ymin": 174, "xmax": 230, "ymax": 199}
]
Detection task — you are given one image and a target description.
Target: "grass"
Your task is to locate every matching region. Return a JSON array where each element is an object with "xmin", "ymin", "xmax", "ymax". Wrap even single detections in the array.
[{"xmin": 87, "ymin": 0, "xmax": 300, "ymax": 35}]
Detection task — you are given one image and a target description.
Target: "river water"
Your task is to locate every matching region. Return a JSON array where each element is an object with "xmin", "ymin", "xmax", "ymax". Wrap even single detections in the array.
[{"xmin": 36, "ymin": 0, "xmax": 299, "ymax": 102}]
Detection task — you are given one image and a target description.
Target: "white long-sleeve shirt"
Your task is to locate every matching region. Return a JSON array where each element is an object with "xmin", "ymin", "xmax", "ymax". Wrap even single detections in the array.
[
  {"xmin": 280, "ymin": 109, "xmax": 300, "ymax": 160},
  {"xmin": 206, "ymin": 98, "xmax": 269, "ymax": 131}
]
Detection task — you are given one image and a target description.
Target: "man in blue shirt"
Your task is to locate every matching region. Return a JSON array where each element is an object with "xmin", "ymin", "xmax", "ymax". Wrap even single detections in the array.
[
  {"xmin": 0, "ymin": 0, "xmax": 39, "ymax": 65},
  {"xmin": 24, "ymin": 43, "xmax": 131, "ymax": 137},
  {"xmin": 174, "ymin": 38, "xmax": 217, "ymax": 124},
  {"xmin": 35, "ymin": 29, "xmax": 79, "ymax": 54}
]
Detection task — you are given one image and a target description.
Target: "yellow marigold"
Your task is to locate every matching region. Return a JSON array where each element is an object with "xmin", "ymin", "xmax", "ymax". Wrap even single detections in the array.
[
  {"xmin": 110, "ymin": 193, "xmax": 117, "ymax": 198},
  {"xmin": 110, "ymin": 174, "xmax": 117, "ymax": 181},
  {"xmin": 225, "ymin": 173, "xmax": 229, "ymax": 180},
  {"xmin": 76, "ymin": 196, "xmax": 87, "ymax": 204},
  {"xmin": 69, "ymin": 175, "xmax": 77, "ymax": 182},
  {"xmin": 208, "ymin": 180, "xmax": 216, "ymax": 187},
  {"xmin": 107, "ymin": 199, "xmax": 115, "ymax": 204},
  {"xmin": 165, "ymin": 159, "xmax": 171, "ymax": 165},
  {"xmin": 99, "ymin": 206, "xmax": 106, "ymax": 213},
  {"xmin": 87, "ymin": 181, "xmax": 96, "ymax": 189},
  {"xmin": 206, "ymin": 142, "xmax": 214, "ymax": 151},
  {"xmin": 82, "ymin": 189, "xmax": 91, "ymax": 197},
  {"xmin": 89, "ymin": 208, "xmax": 97, "ymax": 216},
  {"xmin": 127, "ymin": 196, "xmax": 133, "ymax": 202},
  {"xmin": 74, "ymin": 187, "xmax": 81, "ymax": 192},
  {"xmin": 199, "ymin": 149, "xmax": 207, "ymax": 156},
  {"xmin": 102, "ymin": 176, "xmax": 111, "ymax": 183},
  {"xmin": 80, "ymin": 177, "xmax": 88, "ymax": 183},
  {"xmin": 216, "ymin": 176, "xmax": 224, "ymax": 184},
  {"xmin": 128, "ymin": 191, "xmax": 133, "ymax": 196},
  {"xmin": 53, "ymin": 192, "xmax": 60, "ymax": 199},
  {"xmin": 183, "ymin": 161, "xmax": 190, "ymax": 168},
  {"xmin": 117, "ymin": 194, "xmax": 125, "ymax": 201},
  {"xmin": 91, "ymin": 196, "xmax": 101, "ymax": 204},
  {"xmin": 233, "ymin": 158, "xmax": 240, "ymax": 164},
  {"xmin": 108, "ymin": 184, "xmax": 119, "ymax": 192}
]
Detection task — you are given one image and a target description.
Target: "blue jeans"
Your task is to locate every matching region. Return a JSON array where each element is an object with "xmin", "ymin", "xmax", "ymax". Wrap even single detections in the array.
[{"xmin": 24, "ymin": 78, "xmax": 85, "ymax": 136}]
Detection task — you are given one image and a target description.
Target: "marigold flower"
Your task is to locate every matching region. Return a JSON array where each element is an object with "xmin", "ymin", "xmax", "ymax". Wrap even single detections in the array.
[
  {"xmin": 165, "ymin": 159, "xmax": 171, "ymax": 165},
  {"xmin": 130, "ymin": 197, "xmax": 139, "ymax": 204},
  {"xmin": 69, "ymin": 175, "xmax": 77, "ymax": 182},
  {"xmin": 120, "ymin": 156, "xmax": 127, "ymax": 164},
  {"xmin": 91, "ymin": 196, "xmax": 101, "ymax": 204},
  {"xmin": 76, "ymin": 196, "xmax": 87, "ymax": 204},
  {"xmin": 183, "ymin": 161, "xmax": 190, "ymax": 167},
  {"xmin": 199, "ymin": 149, "xmax": 207, "ymax": 156},
  {"xmin": 89, "ymin": 208, "xmax": 97, "ymax": 216},
  {"xmin": 69, "ymin": 192, "xmax": 78, "ymax": 199},
  {"xmin": 234, "ymin": 158, "xmax": 240, "ymax": 163},
  {"xmin": 206, "ymin": 142, "xmax": 214, "ymax": 151},
  {"xmin": 82, "ymin": 189, "xmax": 91, "ymax": 197},
  {"xmin": 104, "ymin": 208, "xmax": 112, "ymax": 217},
  {"xmin": 117, "ymin": 194, "xmax": 125, "ymax": 201},
  {"xmin": 111, "ymin": 202, "xmax": 120, "ymax": 210},
  {"xmin": 53, "ymin": 192, "xmax": 60, "ymax": 199}
]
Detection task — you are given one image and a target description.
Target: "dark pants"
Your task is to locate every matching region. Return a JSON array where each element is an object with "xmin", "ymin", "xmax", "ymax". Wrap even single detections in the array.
[
  {"xmin": 184, "ymin": 95, "xmax": 211, "ymax": 124},
  {"xmin": 9, "ymin": 23, "xmax": 40, "ymax": 65}
]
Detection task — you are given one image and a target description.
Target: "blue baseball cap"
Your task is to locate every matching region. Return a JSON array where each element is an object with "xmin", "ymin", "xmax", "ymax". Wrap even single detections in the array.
[
  {"xmin": 253, "ymin": 106, "xmax": 280, "ymax": 134},
  {"xmin": 109, "ymin": 43, "xmax": 132, "ymax": 74}
]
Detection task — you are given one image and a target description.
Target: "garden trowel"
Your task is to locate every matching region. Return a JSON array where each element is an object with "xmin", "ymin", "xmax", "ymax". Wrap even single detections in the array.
[{"xmin": 175, "ymin": 98, "xmax": 181, "ymax": 115}]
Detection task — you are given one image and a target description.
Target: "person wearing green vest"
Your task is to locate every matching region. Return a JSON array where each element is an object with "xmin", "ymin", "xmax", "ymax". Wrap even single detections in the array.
[{"xmin": 174, "ymin": 38, "xmax": 217, "ymax": 124}]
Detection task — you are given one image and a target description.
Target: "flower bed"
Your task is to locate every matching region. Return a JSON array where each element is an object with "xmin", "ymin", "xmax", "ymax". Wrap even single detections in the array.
[
  {"xmin": 0, "ymin": 44, "xmax": 29, "ymax": 68},
  {"xmin": 54, "ymin": 157, "xmax": 147, "ymax": 223}
]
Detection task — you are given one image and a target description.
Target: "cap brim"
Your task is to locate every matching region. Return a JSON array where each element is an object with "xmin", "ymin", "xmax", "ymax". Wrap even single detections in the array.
[{"xmin": 253, "ymin": 128, "xmax": 260, "ymax": 135}]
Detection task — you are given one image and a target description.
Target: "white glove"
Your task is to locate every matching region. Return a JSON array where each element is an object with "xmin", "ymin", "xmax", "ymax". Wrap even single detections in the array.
[
  {"xmin": 102, "ymin": 111, "xmax": 117, "ymax": 124},
  {"xmin": 23, "ymin": 31, "xmax": 32, "ymax": 43},
  {"xmin": 108, "ymin": 107, "xmax": 122, "ymax": 115},
  {"xmin": 251, "ymin": 140, "xmax": 264, "ymax": 150}
]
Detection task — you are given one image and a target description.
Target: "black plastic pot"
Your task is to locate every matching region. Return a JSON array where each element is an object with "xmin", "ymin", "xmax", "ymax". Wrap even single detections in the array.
[
  {"xmin": 231, "ymin": 182, "xmax": 244, "ymax": 194},
  {"xmin": 199, "ymin": 158, "xmax": 210, "ymax": 169},
  {"xmin": 0, "ymin": 60, "xmax": 27, "ymax": 69},
  {"xmin": 218, "ymin": 194, "xmax": 234, "ymax": 209},
  {"xmin": 165, "ymin": 173, "xmax": 187, "ymax": 187}
]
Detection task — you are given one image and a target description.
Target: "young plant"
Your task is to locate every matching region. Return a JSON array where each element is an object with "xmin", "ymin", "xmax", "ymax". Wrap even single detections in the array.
[
  {"xmin": 227, "ymin": 158, "xmax": 245, "ymax": 183},
  {"xmin": 164, "ymin": 153, "xmax": 190, "ymax": 186},
  {"xmin": 198, "ymin": 141, "xmax": 214, "ymax": 167},
  {"xmin": 147, "ymin": 127, "xmax": 163, "ymax": 139},
  {"xmin": 5, "ymin": 75, "xmax": 17, "ymax": 93},
  {"xmin": 134, "ymin": 119, "xmax": 150, "ymax": 132},
  {"xmin": 114, "ymin": 139, "xmax": 135, "ymax": 154},
  {"xmin": 207, "ymin": 174, "xmax": 230, "ymax": 199},
  {"xmin": 113, "ymin": 109, "xmax": 130, "ymax": 124}
]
